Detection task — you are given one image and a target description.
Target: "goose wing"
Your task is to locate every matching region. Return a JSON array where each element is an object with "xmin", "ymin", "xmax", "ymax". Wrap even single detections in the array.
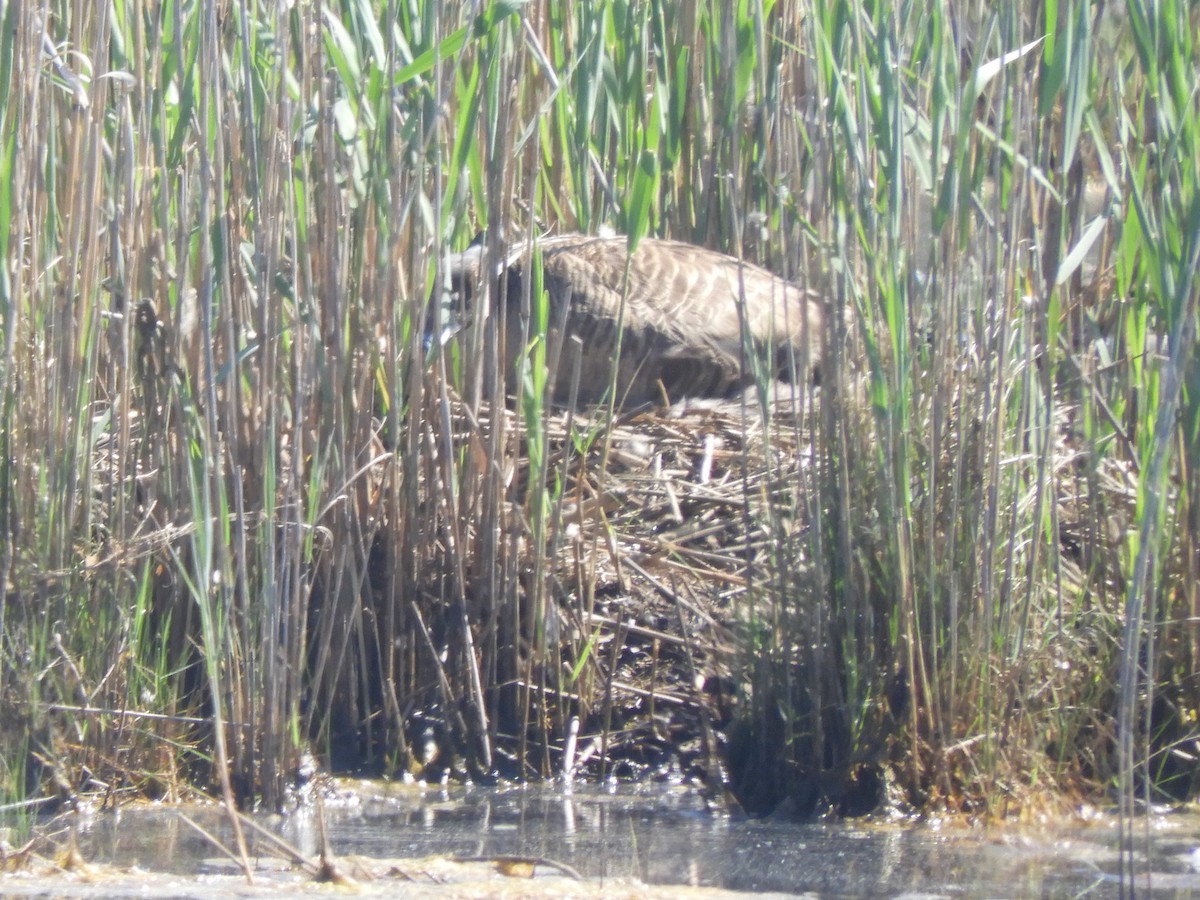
[{"xmin": 536, "ymin": 236, "xmax": 821, "ymax": 375}]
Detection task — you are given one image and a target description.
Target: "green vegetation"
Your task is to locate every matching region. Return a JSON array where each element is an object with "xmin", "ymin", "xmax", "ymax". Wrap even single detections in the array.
[{"xmin": 0, "ymin": 0, "xmax": 1197, "ymax": 824}]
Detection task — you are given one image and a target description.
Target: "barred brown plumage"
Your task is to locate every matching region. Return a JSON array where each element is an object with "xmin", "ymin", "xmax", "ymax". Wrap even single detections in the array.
[{"xmin": 442, "ymin": 233, "xmax": 828, "ymax": 407}]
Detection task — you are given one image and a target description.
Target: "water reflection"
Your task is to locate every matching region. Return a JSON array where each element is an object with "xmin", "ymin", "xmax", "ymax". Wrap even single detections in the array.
[{"xmin": 72, "ymin": 783, "xmax": 1200, "ymax": 897}]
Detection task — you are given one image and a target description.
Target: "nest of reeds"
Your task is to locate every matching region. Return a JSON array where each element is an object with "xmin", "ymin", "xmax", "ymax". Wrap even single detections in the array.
[{"xmin": 396, "ymin": 385, "xmax": 824, "ymax": 789}]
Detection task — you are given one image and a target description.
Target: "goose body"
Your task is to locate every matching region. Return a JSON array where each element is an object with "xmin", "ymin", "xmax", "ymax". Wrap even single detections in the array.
[{"xmin": 444, "ymin": 234, "xmax": 826, "ymax": 406}]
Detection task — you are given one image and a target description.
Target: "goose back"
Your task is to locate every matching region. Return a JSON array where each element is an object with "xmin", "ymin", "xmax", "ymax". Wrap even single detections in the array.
[{"xmin": 446, "ymin": 234, "xmax": 825, "ymax": 406}]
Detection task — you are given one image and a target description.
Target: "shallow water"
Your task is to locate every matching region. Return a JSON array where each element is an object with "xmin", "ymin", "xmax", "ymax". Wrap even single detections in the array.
[{"xmin": 19, "ymin": 784, "xmax": 1200, "ymax": 897}]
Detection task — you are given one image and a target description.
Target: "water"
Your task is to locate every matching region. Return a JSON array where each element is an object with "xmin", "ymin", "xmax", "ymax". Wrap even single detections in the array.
[{"xmin": 16, "ymin": 783, "xmax": 1200, "ymax": 897}]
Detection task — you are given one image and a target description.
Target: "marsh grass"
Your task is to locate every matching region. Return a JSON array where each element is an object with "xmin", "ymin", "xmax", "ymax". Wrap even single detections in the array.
[{"xmin": 0, "ymin": 0, "xmax": 1196, "ymax": 845}]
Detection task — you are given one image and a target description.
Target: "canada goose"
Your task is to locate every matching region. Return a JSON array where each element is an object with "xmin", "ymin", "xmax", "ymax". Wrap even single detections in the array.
[{"xmin": 438, "ymin": 233, "xmax": 827, "ymax": 407}]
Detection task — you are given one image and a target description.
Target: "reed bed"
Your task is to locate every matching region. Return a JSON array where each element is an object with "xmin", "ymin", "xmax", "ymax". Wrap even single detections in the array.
[{"xmin": 0, "ymin": 0, "xmax": 1196, "ymax": 845}]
